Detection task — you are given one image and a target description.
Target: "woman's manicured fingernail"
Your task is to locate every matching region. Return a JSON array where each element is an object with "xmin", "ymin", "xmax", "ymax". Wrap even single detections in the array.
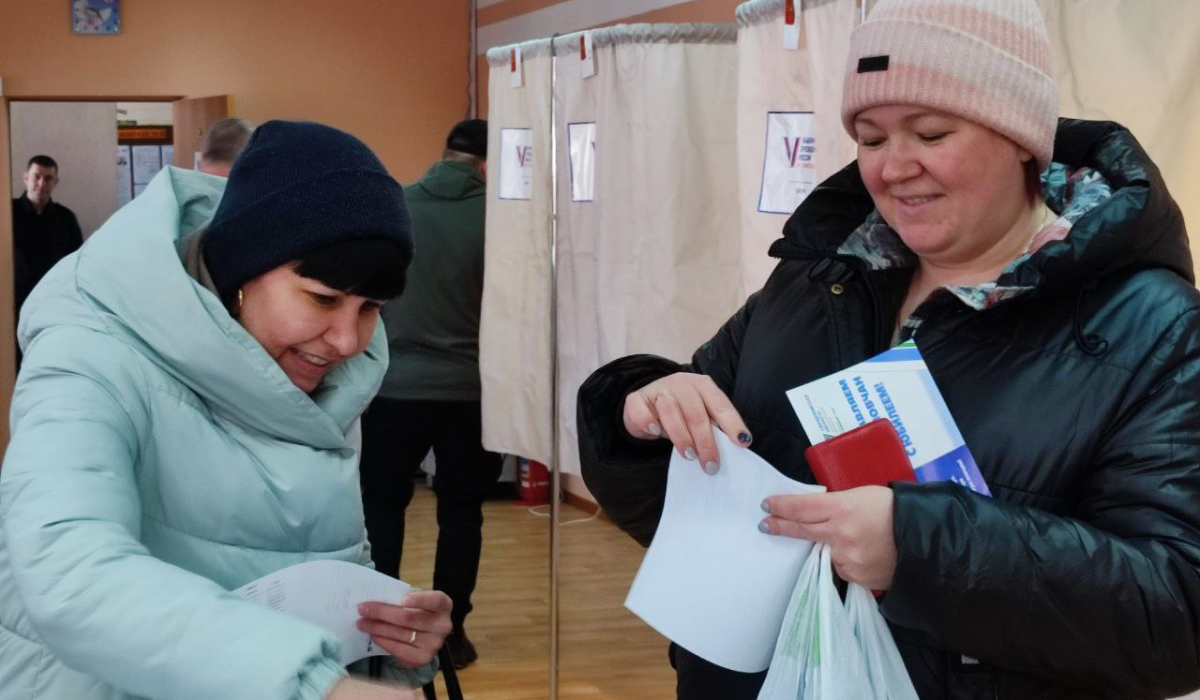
[
  {"xmin": 703, "ymin": 461, "xmax": 720, "ymax": 475},
  {"xmin": 761, "ymin": 500, "xmax": 770, "ymax": 513},
  {"xmin": 684, "ymin": 447, "xmax": 697, "ymax": 460},
  {"xmin": 738, "ymin": 431, "xmax": 752, "ymax": 445},
  {"xmin": 648, "ymin": 423, "xmax": 662, "ymax": 436},
  {"xmin": 758, "ymin": 519, "xmax": 771, "ymax": 534}
]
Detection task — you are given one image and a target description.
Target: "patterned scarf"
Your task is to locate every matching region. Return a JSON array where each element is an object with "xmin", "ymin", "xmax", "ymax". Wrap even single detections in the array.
[{"xmin": 836, "ymin": 164, "xmax": 1113, "ymax": 342}]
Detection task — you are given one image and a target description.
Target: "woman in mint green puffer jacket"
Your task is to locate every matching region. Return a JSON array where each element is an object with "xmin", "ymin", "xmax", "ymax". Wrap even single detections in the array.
[{"xmin": 0, "ymin": 121, "xmax": 448, "ymax": 700}]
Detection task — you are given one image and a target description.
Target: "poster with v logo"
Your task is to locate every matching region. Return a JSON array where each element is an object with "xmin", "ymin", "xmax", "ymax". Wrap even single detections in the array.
[
  {"xmin": 757, "ymin": 111, "xmax": 816, "ymax": 215},
  {"xmin": 499, "ymin": 127, "xmax": 534, "ymax": 200}
]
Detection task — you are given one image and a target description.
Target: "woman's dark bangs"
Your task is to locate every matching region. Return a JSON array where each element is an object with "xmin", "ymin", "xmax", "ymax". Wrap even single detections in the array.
[{"xmin": 294, "ymin": 238, "xmax": 409, "ymax": 300}]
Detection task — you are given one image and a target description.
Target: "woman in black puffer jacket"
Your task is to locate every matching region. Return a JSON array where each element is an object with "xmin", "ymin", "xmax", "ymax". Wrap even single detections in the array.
[{"xmin": 576, "ymin": 1, "xmax": 1200, "ymax": 698}]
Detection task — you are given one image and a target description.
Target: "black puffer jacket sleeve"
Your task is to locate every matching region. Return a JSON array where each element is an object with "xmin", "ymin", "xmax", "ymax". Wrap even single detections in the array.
[
  {"xmin": 577, "ymin": 292, "xmax": 761, "ymax": 547},
  {"xmin": 882, "ymin": 306, "xmax": 1200, "ymax": 698}
]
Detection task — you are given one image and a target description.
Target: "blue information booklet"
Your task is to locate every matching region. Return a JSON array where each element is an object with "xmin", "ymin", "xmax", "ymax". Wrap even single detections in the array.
[{"xmin": 785, "ymin": 340, "xmax": 991, "ymax": 496}]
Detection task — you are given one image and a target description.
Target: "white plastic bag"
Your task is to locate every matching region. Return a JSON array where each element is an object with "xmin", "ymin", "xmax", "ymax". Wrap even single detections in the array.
[
  {"xmin": 757, "ymin": 543, "xmax": 873, "ymax": 700},
  {"xmin": 845, "ymin": 581, "xmax": 920, "ymax": 700}
]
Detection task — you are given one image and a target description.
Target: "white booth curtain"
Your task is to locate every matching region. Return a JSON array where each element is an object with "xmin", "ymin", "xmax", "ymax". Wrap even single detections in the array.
[
  {"xmin": 551, "ymin": 24, "xmax": 743, "ymax": 477},
  {"xmin": 480, "ymin": 41, "xmax": 555, "ymax": 465},
  {"xmin": 480, "ymin": 0, "xmax": 1200, "ymax": 483},
  {"xmin": 734, "ymin": 0, "xmax": 858, "ymax": 296},
  {"xmin": 483, "ymin": 25, "xmax": 742, "ymax": 476},
  {"xmin": 549, "ymin": 33, "xmax": 601, "ymax": 480}
]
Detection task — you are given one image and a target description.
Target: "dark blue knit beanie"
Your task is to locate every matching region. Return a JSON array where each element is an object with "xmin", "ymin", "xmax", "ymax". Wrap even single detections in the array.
[{"xmin": 204, "ymin": 120, "xmax": 413, "ymax": 298}]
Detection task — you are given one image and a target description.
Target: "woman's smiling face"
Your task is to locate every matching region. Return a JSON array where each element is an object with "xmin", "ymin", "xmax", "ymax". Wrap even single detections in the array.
[
  {"xmin": 854, "ymin": 105, "xmax": 1035, "ymax": 269},
  {"xmin": 237, "ymin": 263, "xmax": 385, "ymax": 393}
]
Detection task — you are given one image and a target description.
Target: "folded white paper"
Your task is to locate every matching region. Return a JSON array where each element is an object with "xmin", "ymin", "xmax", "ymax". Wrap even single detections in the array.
[
  {"xmin": 625, "ymin": 428, "xmax": 825, "ymax": 673},
  {"xmin": 234, "ymin": 559, "xmax": 412, "ymax": 665}
]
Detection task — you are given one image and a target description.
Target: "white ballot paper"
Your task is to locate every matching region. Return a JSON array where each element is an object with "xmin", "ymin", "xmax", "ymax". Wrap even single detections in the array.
[
  {"xmin": 234, "ymin": 560, "xmax": 412, "ymax": 665},
  {"xmin": 626, "ymin": 429, "xmax": 825, "ymax": 673}
]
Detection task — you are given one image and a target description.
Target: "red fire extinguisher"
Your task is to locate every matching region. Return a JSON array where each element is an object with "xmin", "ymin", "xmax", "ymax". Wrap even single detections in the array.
[{"xmin": 516, "ymin": 457, "xmax": 551, "ymax": 505}]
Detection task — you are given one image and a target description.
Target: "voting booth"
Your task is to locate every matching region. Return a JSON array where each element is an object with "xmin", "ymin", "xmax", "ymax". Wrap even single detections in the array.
[
  {"xmin": 479, "ymin": 40, "xmax": 555, "ymax": 468},
  {"xmin": 735, "ymin": 0, "xmax": 859, "ymax": 295},
  {"xmin": 482, "ymin": 25, "xmax": 744, "ymax": 479}
]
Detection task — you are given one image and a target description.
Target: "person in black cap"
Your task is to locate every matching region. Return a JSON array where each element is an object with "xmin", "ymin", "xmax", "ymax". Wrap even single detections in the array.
[
  {"xmin": 1, "ymin": 120, "xmax": 451, "ymax": 700},
  {"xmin": 359, "ymin": 119, "xmax": 498, "ymax": 669}
]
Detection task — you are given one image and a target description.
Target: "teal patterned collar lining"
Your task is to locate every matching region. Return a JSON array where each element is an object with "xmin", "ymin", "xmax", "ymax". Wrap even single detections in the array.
[{"xmin": 838, "ymin": 163, "xmax": 1114, "ymax": 315}]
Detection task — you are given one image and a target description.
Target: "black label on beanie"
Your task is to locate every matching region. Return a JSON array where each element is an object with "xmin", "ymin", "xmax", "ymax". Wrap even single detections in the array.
[{"xmin": 858, "ymin": 55, "xmax": 890, "ymax": 73}]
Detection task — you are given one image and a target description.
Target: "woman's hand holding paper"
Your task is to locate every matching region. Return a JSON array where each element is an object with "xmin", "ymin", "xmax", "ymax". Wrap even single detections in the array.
[
  {"xmin": 623, "ymin": 372, "xmax": 752, "ymax": 474},
  {"xmin": 760, "ymin": 486, "xmax": 898, "ymax": 590},
  {"xmin": 357, "ymin": 590, "xmax": 453, "ymax": 668}
]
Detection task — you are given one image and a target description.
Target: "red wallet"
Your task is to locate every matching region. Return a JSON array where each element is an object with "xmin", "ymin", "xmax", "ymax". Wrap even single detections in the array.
[{"xmin": 804, "ymin": 419, "xmax": 917, "ymax": 491}]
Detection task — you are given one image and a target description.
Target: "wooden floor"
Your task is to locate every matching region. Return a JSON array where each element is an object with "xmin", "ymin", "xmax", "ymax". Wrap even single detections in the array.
[
  {"xmin": 401, "ymin": 486, "xmax": 675, "ymax": 699},
  {"xmin": 556, "ymin": 503, "xmax": 676, "ymax": 700}
]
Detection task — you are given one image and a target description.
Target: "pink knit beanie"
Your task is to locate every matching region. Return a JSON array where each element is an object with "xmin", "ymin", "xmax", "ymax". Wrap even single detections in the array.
[{"xmin": 841, "ymin": 0, "xmax": 1058, "ymax": 172}]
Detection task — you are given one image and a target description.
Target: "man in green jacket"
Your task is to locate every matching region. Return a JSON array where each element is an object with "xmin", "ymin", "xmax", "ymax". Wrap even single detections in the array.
[{"xmin": 359, "ymin": 120, "xmax": 500, "ymax": 670}]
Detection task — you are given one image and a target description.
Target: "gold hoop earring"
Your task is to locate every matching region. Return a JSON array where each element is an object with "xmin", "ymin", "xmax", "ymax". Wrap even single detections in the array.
[{"xmin": 235, "ymin": 288, "xmax": 244, "ymax": 317}]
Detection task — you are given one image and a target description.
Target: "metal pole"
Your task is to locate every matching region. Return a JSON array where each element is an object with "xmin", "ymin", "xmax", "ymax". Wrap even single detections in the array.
[
  {"xmin": 468, "ymin": 0, "xmax": 478, "ymax": 118},
  {"xmin": 548, "ymin": 33, "xmax": 561, "ymax": 700}
]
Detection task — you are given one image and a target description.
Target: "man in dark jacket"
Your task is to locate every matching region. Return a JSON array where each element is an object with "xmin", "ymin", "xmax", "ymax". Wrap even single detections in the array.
[
  {"xmin": 359, "ymin": 120, "xmax": 501, "ymax": 670},
  {"xmin": 12, "ymin": 155, "xmax": 83, "ymax": 322},
  {"xmin": 12, "ymin": 155, "xmax": 83, "ymax": 365}
]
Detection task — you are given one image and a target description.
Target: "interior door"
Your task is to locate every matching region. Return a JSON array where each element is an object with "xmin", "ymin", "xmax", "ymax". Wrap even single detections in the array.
[
  {"xmin": 172, "ymin": 95, "xmax": 231, "ymax": 169},
  {"xmin": 0, "ymin": 96, "xmax": 15, "ymax": 450}
]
